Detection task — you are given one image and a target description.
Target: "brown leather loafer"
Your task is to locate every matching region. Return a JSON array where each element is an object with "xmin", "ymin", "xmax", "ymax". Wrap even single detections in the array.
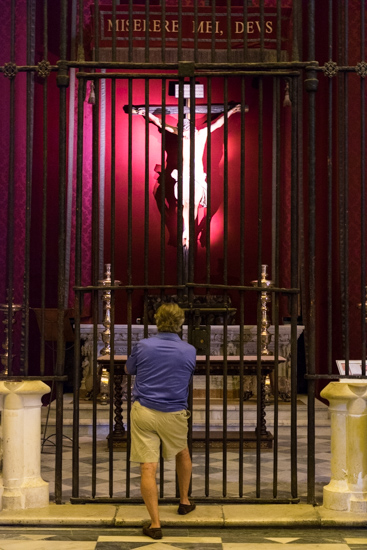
[
  {"xmin": 142, "ymin": 525, "xmax": 163, "ymax": 539},
  {"xmin": 178, "ymin": 501, "xmax": 196, "ymax": 515}
]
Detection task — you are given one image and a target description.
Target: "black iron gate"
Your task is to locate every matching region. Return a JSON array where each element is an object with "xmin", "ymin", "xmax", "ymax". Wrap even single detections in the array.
[{"xmin": 1, "ymin": 0, "xmax": 366, "ymax": 506}]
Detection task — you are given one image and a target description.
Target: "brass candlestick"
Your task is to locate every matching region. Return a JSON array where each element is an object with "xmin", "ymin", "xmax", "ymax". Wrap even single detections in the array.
[
  {"xmin": 98, "ymin": 264, "xmax": 121, "ymax": 356},
  {"xmin": 251, "ymin": 264, "xmax": 274, "ymax": 356},
  {"xmin": 98, "ymin": 264, "xmax": 121, "ymax": 405}
]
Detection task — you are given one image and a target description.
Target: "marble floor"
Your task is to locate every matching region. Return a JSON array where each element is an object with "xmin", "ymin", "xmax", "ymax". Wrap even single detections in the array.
[
  {"xmin": 0, "ymin": 527, "xmax": 366, "ymax": 549},
  {"xmin": 41, "ymin": 425, "xmax": 331, "ymax": 504}
]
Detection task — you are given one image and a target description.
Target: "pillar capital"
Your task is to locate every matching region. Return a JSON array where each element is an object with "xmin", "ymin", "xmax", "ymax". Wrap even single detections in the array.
[{"xmin": 0, "ymin": 380, "xmax": 50, "ymax": 409}]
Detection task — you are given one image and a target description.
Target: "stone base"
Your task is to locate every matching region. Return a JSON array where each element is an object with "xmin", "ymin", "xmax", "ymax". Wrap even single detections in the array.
[
  {"xmin": 2, "ymin": 478, "xmax": 49, "ymax": 511},
  {"xmin": 350, "ymin": 495, "xmax": 367, "ymax": 513},
  {"xmin": 323, "ymin": 481, "xmax": 367, "ymax": 512},
  {"xmin": 323, "ymin": 482, "xmax": 350, "ymax": 511}
]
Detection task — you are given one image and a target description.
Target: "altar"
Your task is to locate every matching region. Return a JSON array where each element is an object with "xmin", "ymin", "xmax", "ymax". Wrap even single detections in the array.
[{"xmin": 80, "ymin": 324, "xmax": 304, "ymax": 400}]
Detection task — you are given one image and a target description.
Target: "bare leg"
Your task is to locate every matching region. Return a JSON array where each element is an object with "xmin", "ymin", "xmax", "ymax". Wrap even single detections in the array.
[
  {"xmin": 176, "ymin": 447, "xmax": 192, "ymax": 505},
  {"xmin": 140, "ymin": 462, "xmax": 160, "ymax": 528}
]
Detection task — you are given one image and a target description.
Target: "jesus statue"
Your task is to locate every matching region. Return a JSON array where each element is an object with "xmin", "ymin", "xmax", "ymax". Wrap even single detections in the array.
[{"xmin": 134, "ymin": 103, "xmax": 241, "ymax": 248}]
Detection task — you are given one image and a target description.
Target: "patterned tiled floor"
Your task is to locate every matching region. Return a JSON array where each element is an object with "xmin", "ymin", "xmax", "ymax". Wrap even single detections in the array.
[
  {"xmin": 41, "ymin": 426, "xmax": 331, "ymax": 503},
  {"xmin": 0, "ymin": 527, "xmax": 366, "ymax": 549}
]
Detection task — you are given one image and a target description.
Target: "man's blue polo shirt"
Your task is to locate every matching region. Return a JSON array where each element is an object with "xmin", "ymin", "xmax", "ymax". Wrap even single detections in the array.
[{"xmin": 125, "ymin": 332, "xmax": 196, "ymax": 412}]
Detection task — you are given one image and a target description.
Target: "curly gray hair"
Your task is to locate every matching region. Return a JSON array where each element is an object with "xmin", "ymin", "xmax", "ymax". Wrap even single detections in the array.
[{"xmin": 155, "ymin": 303, "xmax": 185, "ymax": 333}]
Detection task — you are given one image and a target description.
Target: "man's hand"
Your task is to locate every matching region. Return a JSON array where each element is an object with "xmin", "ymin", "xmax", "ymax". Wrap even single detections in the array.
[
  {"xmin": 231, "ymin": 103, "xmax": 241, "ymax": 113},
  {"xmin": 131, "ymin": 107, "xmax": 146, "ymax": 115}
]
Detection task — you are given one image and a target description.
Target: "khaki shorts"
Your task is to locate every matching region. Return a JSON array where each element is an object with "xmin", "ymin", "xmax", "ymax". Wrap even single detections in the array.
[{"xmin": 130, "ymin": 401, "xmax": 190, "ymax": 463}]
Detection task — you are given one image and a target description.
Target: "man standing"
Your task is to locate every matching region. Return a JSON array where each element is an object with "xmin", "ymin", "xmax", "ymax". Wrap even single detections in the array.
[{"xmin": 125, "ymin": 303, "xmax": 196, "ymax": 540}]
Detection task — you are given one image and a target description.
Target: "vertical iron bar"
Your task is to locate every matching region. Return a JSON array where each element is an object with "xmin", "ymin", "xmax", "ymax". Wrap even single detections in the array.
[
  {"xmin": 126, "ymin": 77, "xmax": 134, "ymax": 498},
  {"xmin": 160, "ymin": 79, "xmax": 166, "ymax": 503},
  {"xmin": 144, "ymin": 78, "xmax": 150, "ymax": 322},
  {"xmin": 326, "ymin": 0, "xmax": 333, "ymax": 375},
  {"xmin": 256, "ymin": 76, "xmax": 264, "ymax": 499},
  {"xmin": 222, "ymin": 78, "xmax": 229, "ymax": 497},
  {"xmin": 238, "ymin": 76, "xmax": 246, "ymax": 497},
  {"xmin": 272, "ymin": 76, "xmax": 281, "ymax": 499},
  {"xmin": 109, "ymin": 76, "xmax": 117, "ymax": 498},
  {"xmin": 206, "ymin": 77, "xmax": 212, "ymax": 283},
  {"xmin": 126, "ymin": 343, "xmax": 132, "ymax": 498},
  {"xmin": 55, "ymin": 0, "xmax": 69, "ymax": 505},
  {"xmin": 222, "ymin": 319, "xmax": 228, "ymax": 497},
  {"xmin": 176, "ymin": 78, "xmax": 184, "ymax": 297},
  {"xmin": 91, "ymin": 76, "xmax": 100, "ymax": 500},
  {"xmin": 360, "ymin": 0, "xmax": 366, "ymax": 376},
  {"xmin": 295, "ymin": 3, "xmax": 307, "ymax": 387},
  {"xmin": 204, "ymin": 349, "xmax": 210, "ymax": 496},
  {"xmin": 188, "ymin": 77, "xmax": 196, "ymax": 286},
  {"xmin": 343, "ymin": 1, "xmax": 350, "ymax": 372},
  {"xmin": 40, "ymin": 0, "xmax": 49, "ymax": 377},
  {"xmin": 109, "ymin": 308, "xmax": 115, "ymax": 498},
  {"xmin": 72, "ymin": 76, "xmax": 85, "ymax": 499},
  {"xmin": 306, "ymin": 0, "xmax": 317, "ymax": 505},
  {"xmin": 160, "ymin": 80, "xmax": 166, "ymax": 288},
  {"xmin": 91, "ymin": 292, "xmax": 98, "ymax": 499},
  {"xmin": 338, "ymin": 0, "xmax": 347, "ymax": 369},
  {"xmin": 22, "ymin": 0, "xmax": 36, "ymax": 375},
  {"xmin": 290, "ymin": 76, "xmax": 299, "ymax": 499},
  {"xmin": 6, "ymin": 0, "xmax": 16, "ymax": 376},
  {"xmin": 204, "ymin": 77, "xmax": 212, "ymax": 496}
]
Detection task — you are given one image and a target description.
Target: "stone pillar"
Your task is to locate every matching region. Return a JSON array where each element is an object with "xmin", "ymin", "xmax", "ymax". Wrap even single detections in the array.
[
  {"xmin": 321, "ymin": 380, "xmax": 367, "ymax": 512},
  {"xmin": 0, "ymin": 380, "xmax": 51, "ymax": 510}
]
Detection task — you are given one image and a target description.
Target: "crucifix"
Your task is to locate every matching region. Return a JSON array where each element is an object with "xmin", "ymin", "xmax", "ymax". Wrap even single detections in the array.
[{"xmin": 126, "ymin": 83, "xmax": 248, "ymax": 252}]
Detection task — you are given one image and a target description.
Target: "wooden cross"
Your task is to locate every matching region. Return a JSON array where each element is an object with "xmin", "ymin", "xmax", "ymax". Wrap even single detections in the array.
[{"xmin": 125, "ymin": 104, "xmax": 249, "ymax": 115}]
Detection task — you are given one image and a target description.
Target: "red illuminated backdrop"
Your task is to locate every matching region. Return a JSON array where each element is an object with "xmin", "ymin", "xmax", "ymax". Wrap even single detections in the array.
[{"xmin": 102, "ymin": 74, "xmax": 278, "ymax": 323}]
